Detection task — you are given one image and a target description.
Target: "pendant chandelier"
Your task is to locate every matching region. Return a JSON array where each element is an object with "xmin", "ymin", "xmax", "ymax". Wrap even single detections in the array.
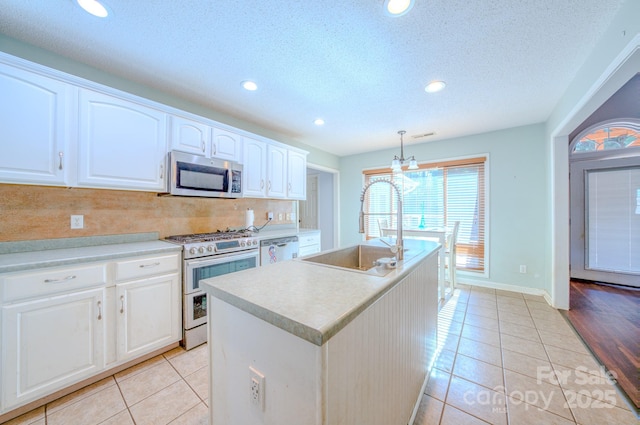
[{"xmin": 391, "ymin": 130, "xmax": 418, "ymax": 172}]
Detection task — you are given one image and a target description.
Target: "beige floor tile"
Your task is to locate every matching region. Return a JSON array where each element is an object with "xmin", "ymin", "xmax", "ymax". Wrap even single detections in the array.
[
  {"xmin": 167, "ymin": 402, "xmax": 209, "ymax": 425},
  {"xmin": 98, "ymin": 410, "xmax": 135, "ymax": 425},
  {"xmin": 114, "ymin": 355, "xmax": 167, "ymax": 382},
  {"xmin": 461, "ymin": 323, "xmax": 501, "ymax": 348},
  {"xmin": 439, "ymin": 318, "xmax": 463, "ymax": 336},
  {"xmin": 440, "ymin": 308, "xmax": 467, "ymax": 323},
  {"xmin": 47, "ymin": 384, "xmax": 127, "ymax": 425},
  {"xmin": 167, "ymin": 344, "xmax": 209, "ymax": 378},
  {"xmin": 466, "ymin": 304, "xmax": 499, "ymax": 320},
  {"xmin": 184, "ymin": 366, "xmax": 210, "ymax": 402},
  {"xmin": 457, "ymin": 337, "xmax": 502, "ymax": 367},
  {"xmin": 525, "ymin": 299, "xmax": 556, "ymax": 311},
  {"xmin": 500, "ymin": 334, "xmax": 548, "ymax": 361},
  {"xmin": 496, "ymin": 295, "xmax": 527, "ymax": 307},
  {"xmin": 570, "ymin": 399, "xmax": 639, "ymax": 425},
  {"xmin": 413, "ymin": 394, "xmax": 444, "ymax": 425},
  {"xmin": 118, "ymin": 360, "xmax": 182, "ymax": 406},
  {"xmin": 530, "ymin": 308, "xmax": 565, "ymax": 321},
  {"xmin": 499, "ymin": 321, "xmax": 541, "ymax": 343},
  {"xmin": 440, "ymin": 404, "xmax": 491, "ymax": 425},
  {"xmin": 433, "ymin": 349, "xmax": 456, "ymax": 373},
  {"xmin": 545, "ymin": 345, "xmax": 601, "ymax": 371},
  {"xmin": 439, "ymin": 332, "xmax": 461, "ymax": 354},
  {"xmin": 504, "ymin": 369, "xmax": 574, "ymax": 421},
  {"xmin": 496, "ymin": 302, "xmax": 530, "ymax": 315},
  {"xmin": 498, "ymin": 311, "xmax": 535, "ymax": 328},
  {"xmin": 467, "ymin": 295, "xmax": 497, "ymax": 307},
  {"xmin": 2, "ymin": 406, "xmax": 45, "ymax": 425},
  {"xmin": 523, "ymin": 293, "xmax": 546, "ymax": 302},
  {"xmin": 471, "ymin": 286, "xmax": 496, "ymax": 295},
  {"xmin": 129, "ymin": 380, "xmax": 200, "ymax": 425},
  {"xmin": 532, "ymin": 316, "xmax": 576, "ymax": 336},
  {"xmin": 495, "ymin": 289, "xmax": 524, "ymax": 299},
  {"xmin": 47, "ymin": 377, "xmax": 117, "ymax": 414},
  {"xmin": 464, "ymin": 313, "xmax": 500, "ymax": 331},
  {"xmin": 453, "ymin": 354, "xmax": 504, "ymax": 391},
  {"xmin": 507, "ymin": 396, "xmax": 577, "ymax": 425},
  {"xmin": 425, "ymin": 367, "xmax": 451, "ymax": 401},
  {"xmin": 502, "ymin": 348, "xmax": 552, "ymax": 381},
  {"xmin": 162, "ymin": 346, "xmax": 188, "ymax": 359},
  {"xmin": 537, "ymin": 329, "xmax": 590, "ymax": 355},
  {"xmin": 445, "ymin": 376, "xmax": 507, "ymax": 425}
]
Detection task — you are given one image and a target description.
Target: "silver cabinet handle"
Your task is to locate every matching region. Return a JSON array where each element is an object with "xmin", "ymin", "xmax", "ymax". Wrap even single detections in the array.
[
  {"xmin": 159, "ymin": 164, "xmax": 164, "ymax": 179},
  {"xmin": 44, "ymin": 275, "xmax": 76, "ymax": 283},
  {"xmin": 212, "ymin": 143, "xmax": 216, "ymax": 155},
  {"xmin": 97, "ymin": 300, "xmax": 102, "ymax": 320},
  {"xmin": 288, "ymin": 182, "xmax": 292, "ymax": 191},
  {"xmin": 268, "ymin": 180, "xmax": 271, "ymax": 191},
  {"xmin": 139, "ymin": 262, "xmax": 160, "ymax": 268},
  {"xmin": 260, "ymin": 179, "xmax": 264, "ymax": 189},
  {"xmin": 58, "ymin": 152, "xmax": 64, "ymax": 170},
  {"xmin": 120, "ymin": 295, "xmax": 125, "ymax": 314},
  {"xmin": 201, "ymin": 140, "xmax": 205, "ymax": 152}
]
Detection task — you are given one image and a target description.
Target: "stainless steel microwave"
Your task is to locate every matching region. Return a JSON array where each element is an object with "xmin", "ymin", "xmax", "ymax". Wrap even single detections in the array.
[{"xmin": 167, "ymin": 151, "xmax": 242, "ymax": 198}]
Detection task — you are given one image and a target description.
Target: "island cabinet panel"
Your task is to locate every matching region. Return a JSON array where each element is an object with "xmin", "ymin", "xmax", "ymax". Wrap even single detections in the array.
[{"xmin": 207, "ymin": 249, "xmax": 439, "ymax": 425}]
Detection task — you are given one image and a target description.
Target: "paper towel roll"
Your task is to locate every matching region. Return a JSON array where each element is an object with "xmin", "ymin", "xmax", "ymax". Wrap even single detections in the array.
[{"xmin": 245, "ymin": 209, "xmax": 254, "ymax": 228}]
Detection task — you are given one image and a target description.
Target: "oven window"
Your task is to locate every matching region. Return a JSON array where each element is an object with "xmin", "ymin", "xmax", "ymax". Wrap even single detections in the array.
[
  {"xmin": 193, "ymin": 293, "xmax": 207, "ymax": 321},
  {"xmin": 192, "ymin": 256, "xmax": 258, "ymax": 290}
]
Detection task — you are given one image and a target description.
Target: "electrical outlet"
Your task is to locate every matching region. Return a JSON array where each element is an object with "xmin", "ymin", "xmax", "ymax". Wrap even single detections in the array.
[
  {"xmin": 286, "ymin": 213, "xmax": 291, "ymax": 220},
  {"xmin": 249, "ymin": 366, "xmax": 265, "ymax": 411},
  {"xmin": 519, "ymin": 265, "xmax": 527, "ymax": 274},
  {"xmin": 278, "ymin": 213, "xmax": 283, "ymax": 221},
  {"xmin": 70, "ymin": 215, "xmax": 84, "ymax": 229},
  {"xmin": 267, "ymin": 212, "xmax": 274, "ymax": 220}
]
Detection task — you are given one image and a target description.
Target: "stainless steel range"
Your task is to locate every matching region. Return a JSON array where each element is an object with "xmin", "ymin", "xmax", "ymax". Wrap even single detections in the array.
[{"xmin": 165, "ymin": 230, "xmax": 259, "ymax": 350}]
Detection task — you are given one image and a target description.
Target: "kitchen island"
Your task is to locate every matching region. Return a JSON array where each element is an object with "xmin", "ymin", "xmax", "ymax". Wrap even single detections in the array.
[{"xmin": 201, "ymin": 238, "xmax": 440, "ymax": 425}]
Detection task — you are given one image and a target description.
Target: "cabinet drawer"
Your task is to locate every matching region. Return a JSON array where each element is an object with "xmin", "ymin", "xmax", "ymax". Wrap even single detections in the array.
[
  {"xmin": 299, "ymin": 233, "xmax": 321, "ymax": 247},
  {"xmin": 298, "ymin": 245, "xmax": 321, "ymax": 257},
  {"xmin": 1, "ymin": 264, "xmax": 107, "ymax": 303},
  {"xmin": 114, "ymin": 254, "xmax": 180, "ymax": 281}
]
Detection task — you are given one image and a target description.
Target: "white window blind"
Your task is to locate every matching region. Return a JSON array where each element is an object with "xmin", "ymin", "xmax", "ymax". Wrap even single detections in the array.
[{"xmin": 363, "ymin": 158, "xmax": 486, "ymax": 272}]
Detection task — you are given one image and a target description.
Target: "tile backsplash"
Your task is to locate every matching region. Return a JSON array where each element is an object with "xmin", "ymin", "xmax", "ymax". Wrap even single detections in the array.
[{"xmin": 0, "ymin": 184, "xmax": 296, "ymax": 242}]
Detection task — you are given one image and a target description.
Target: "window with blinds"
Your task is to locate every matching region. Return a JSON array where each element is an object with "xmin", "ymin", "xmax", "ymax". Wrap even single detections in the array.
[{"xmin": 363, "ymin": 157, "xmax": 486, "ymax": 272}]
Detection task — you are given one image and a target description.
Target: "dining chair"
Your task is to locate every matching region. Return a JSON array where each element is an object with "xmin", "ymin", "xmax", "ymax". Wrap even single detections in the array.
[{"xmin": 444, "ymin": 221, "xmax": 460, "ymax": 291}]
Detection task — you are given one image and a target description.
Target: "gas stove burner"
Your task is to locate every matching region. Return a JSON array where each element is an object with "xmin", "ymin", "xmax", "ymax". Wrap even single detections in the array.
[
  {"xmin": 164, "ymin": 230, "xmax": 259, "ymax": 259},
  {"xmin": 165, "ymin": 230, "xmax": 255, "ymax": 244}
]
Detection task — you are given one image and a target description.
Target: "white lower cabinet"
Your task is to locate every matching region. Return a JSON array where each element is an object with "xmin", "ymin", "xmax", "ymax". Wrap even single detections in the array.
[
  {"xmin": 1, "ymin": 288, "xmax": 106, "ymax": 410},
  {"xmin": 115, "ymin": 274, "xmax": 181, "ymax": 362},
  {"xmin": 0, "ymin": 251, "xmax": 181, "ymax": 415}
]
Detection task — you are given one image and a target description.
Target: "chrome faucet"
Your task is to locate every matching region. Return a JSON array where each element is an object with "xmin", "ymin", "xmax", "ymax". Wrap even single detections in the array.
[{"xmin": 358, "ymin": 179, "xmax": 403, "ymax": 261}]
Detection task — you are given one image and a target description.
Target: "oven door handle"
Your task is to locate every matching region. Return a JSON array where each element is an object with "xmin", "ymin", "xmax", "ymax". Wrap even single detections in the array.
[{"xmin": 185, "ymin": 250, "xmax": 259, "ymax": 268}]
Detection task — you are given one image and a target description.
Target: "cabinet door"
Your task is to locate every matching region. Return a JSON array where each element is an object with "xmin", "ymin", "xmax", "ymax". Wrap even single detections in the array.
[
  {"xmin": 0, "ymin": 62, "xmax": 71, "ymax": 186},
  {"xmin": 170, "ymin": 115, "xmax": 210, "ymax": 156},
  {"xmin": 287, "ymin": 150, "xmax": 307, "ymax": 199},
  {"xmin": 212, "ymin": 128, "xmax": 241, "ymax": 161},
  {"xmin": 242, "ymin": 138, "xmax": 267, "ymax": 197},
  {"xmin": 267, "ymin": 144, "xmax": 287, "ymax": 198},
  {"xmin": 115, "ymin": 274, "xmax": 181, "ymax": 362},
  {"xmin": 1, "ymin": 288, "xmax": 106, "ymax": 410},
  {"xmin": 77, "ymin": 89, "xmax": 167, "ymax": 191}
]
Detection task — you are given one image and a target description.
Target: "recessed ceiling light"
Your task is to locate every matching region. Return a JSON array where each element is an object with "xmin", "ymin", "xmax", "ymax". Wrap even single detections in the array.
[
  {"xmin": 425, "ymin": 80, "xmax": 446, "ymax": 93},
  {"xmin": 314, "ymin": 118, "xmax": 325, "ymax": 126},
  {"xmin": 76, "ymin": 0, "xmax": 110, "ymax": 18},
  {"xmin": 384, "ymin": 0, "xmax": 415, "ymax": 17},
  {"xmin": 241, "ymin": 80, "xmax": 258, "ymax": 91}
]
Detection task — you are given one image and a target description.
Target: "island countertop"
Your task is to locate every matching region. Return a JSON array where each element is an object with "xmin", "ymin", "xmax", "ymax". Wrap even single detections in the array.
[{"xmin": 201, "ymin": 238, "xmax": 440, "ymax": 346}]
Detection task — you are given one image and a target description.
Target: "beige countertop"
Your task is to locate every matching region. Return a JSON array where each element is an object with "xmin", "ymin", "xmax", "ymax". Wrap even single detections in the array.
[{"xmin": 201, "ymin": 238, "xmax": 440, "ymax": 346}]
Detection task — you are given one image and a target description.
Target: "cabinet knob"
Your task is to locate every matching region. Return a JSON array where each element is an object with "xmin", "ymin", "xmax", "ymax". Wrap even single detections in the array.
[
  {"xmin": 159, "ymin": 164, "xmax": 164, "ymax": 179},
  {"xmin": 58, "ymin": 152, "xmax": 64, "ymax": 170}
]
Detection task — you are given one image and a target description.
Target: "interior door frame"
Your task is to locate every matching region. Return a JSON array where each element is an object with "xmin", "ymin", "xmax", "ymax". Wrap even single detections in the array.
[{"xmin": 570, "ymin": 155, "xmax": 639, "ymax": 286}]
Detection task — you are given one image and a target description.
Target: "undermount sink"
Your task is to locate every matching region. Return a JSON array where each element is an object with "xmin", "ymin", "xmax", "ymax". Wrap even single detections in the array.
[{"xmin": 300, "ymin": 244, "xmax": 399, "ymax": 276}]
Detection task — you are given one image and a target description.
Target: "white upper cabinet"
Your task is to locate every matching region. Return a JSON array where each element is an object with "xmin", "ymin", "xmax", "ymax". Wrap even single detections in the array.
[
  {"xmin": 77, "ymin": 89, "xmax": 168, "ymax": 191},
  {"xmin": 0, "ymin": 62, "xmax": 72, "ymax": 186},
  {"xmin": 267, "ymin": 144, "xmax": 287, "ymax": 198},
  {"xmin": 211, "ymin": 127, "xmax": 242, "ymax": 162},
  {"xmin": 170, "ymin": 115, "xmax": 210, "ymax": 156},
  {"xmin": 242, "ymin": 137, "xmax": 267, "ymax": 198},
  {"xmin": 287, "ymin": 150, "xmax": 307, "ymax": 199}
]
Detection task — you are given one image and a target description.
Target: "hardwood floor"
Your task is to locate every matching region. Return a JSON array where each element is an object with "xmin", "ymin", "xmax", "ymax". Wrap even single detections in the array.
[{"xmin": 565, "ymin": 279, "xmax": 640, "ymax": 411}]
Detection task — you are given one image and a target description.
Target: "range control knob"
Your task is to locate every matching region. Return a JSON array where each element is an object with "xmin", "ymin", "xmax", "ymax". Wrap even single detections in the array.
[
  {"xmin": 253, "ymin": 240, "xmax": 258, "ymax": 245},
  {"xmin": 240, "ymin": 241, "xmax": 246, "ymax": 247},
  {"xmin": 189, "ymin": 247, "xmax": 197, "ymax": 255},
  {"xmin": 207, "ymin": 245, "xmax": 215, "ymax": 252},
  {"xmin": 198, "ymin": 246, "xmax": 205, "ymax": 253}
]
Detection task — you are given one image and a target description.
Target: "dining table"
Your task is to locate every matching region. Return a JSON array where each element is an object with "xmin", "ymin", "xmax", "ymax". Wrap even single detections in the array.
[{"xmin": 381, "ymin": 227, "xmax": 449, "ymax": 299}]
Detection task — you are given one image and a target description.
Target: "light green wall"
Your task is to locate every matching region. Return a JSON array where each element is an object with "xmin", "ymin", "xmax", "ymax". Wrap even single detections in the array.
[
  {"xmin": 339, "ymin": 124, "xmax": 549, "ymax": 291},
  {"xmin": 0, "ymin": 34, "xmax": 340, "ymax": 170}
]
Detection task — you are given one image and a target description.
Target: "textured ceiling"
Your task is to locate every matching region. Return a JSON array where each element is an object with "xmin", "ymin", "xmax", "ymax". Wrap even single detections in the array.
[{"xmin": 0, "ymin": 0, "xmax": 627, "ymax": 156}]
